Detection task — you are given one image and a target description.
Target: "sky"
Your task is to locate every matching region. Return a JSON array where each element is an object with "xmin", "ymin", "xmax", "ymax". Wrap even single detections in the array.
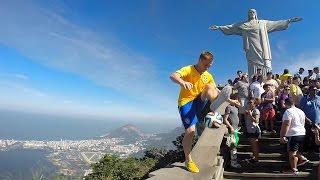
[{"xmin": 0, "ymin": 0, "xmax": 319, "ymax": 127}]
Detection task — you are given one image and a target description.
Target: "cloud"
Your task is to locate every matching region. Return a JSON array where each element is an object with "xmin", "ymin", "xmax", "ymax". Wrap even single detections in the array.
[
  {"xmin": 0, "ymin": 1, "xmax": 177, "ymax": 117},
  {"xmin": 272, "ymin": 48, "xmax": 320, "ymax": 74},
  {"xmin": 286, "ymin": 51, "xmax": 320, "ymax": 71},
  {"xmin": 0, "ymin": 80, "xmax": 179, "ymax": 123},
  {"xmin": 14, "ymin": 74, "xmax": 28, "ymax": 80},
  {"xmin": 274, "ymin": 40, "xmax": 288, "ymax": 57},
  {"xmin": 103, "ymin": 100, "xmax": 112, "ymax": 104},
  {"xmin": 271, "ymin": 40, "xmax": 320, "ymax": 74}
]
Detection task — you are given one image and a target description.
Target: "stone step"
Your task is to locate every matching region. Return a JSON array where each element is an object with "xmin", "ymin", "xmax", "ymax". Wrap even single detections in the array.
[
  {"xmin": 306, "ymin": 152, "xmax": 320, "ymax": 161},
  {"xmin": 236, "ymin": 152, "xmax": 286, "ymax": 161},
  {"xmin": 239, "ymin": 137, "xmax": 280, "ymax": 145},
  {"xmin": 237, "ymin": 133, "xmax": 280, "ymax": 140},
  {"xmin": 223, "ymin": 171, "xmax": 311, "ymax": 179},
  {"xmin": 237, "ymin": 144, "xmax": 286, "ymax": 153},
  {"xmin": 226, "ymin": 159, "xmax": 318, "ymax": 174},
  {"xmin": 241, "ymin": 159, "xmax": 288, "ymax": 167}
]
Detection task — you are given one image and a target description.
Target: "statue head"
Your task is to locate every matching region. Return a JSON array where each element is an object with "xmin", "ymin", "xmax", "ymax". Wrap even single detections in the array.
[{"xmin": 248, "ymin": 9, "xmax": 258, "ymax": 20}]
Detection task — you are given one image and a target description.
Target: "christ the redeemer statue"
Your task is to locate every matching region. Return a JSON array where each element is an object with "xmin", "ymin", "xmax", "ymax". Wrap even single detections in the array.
[{"xmin": 209, "ymin": 9, "xmax": 302, "ymax": 78}]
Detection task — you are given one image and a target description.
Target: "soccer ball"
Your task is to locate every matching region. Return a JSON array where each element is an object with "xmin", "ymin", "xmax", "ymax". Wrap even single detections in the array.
[{"xmin": 204, "ymin": 112, "xmax": 223, "ymax": 128}]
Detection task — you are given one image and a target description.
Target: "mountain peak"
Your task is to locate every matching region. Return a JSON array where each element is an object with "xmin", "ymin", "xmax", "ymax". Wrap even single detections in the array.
[
  {"xmin": 107, "ymin": 124, "xmax": 145, "ymax": 140},
  {"xmin": 121, "ymin": 124, "xmax": 140, "ymax": 131}
]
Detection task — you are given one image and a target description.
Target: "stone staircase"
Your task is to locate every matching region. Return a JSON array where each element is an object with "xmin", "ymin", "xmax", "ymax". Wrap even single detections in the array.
[
  {"xmin": 147, "ymin": 121, "xmax": 319, "ymax": 180},
  {"xmin": 223, "ymin": 121, "xmax": 319, "ymax": 179}
]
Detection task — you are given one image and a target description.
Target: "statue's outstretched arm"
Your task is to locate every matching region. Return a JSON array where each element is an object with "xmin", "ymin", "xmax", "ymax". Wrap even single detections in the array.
[
  {"xmin": 209, "ymin": 25, "xmax": 220, "ymax": 30},
  {"xmin": 266, "ymin": 17, "xmax": 302, "ymax": 33},
  {"xmin": 288, "ymin": 17, "xmax": 303, "ymax": 23},
  {"xmin": 209, "ymin": 23, "xmax": 242, "ymax": 36}
]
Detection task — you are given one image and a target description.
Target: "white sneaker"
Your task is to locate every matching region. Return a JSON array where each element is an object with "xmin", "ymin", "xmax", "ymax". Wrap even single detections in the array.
[
  {"xmin": 230, "ymin": 161, "xmax": 241, "ymax": 168},
  {"xmin": 210, "ymin": 85, "xmax": 232, "ymax": 114}
]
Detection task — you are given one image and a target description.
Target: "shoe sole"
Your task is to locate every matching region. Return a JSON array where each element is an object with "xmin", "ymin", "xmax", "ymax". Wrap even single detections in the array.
[
  {"xmin": 210, "ymin": 85, "xmax": 232, "ymax": 114},
  {"xmin": 297, "ymin": 160, "xmax": 309, "ymax": 167}
]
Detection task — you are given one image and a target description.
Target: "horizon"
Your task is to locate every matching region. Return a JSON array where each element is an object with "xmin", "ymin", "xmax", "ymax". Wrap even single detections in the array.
[
  {"xmin": 0, "ymin": 0, "xmax": 319, "ymax": 131},
  {"xmin": 0, "ymin": 109, "xmax": 179, "ymax": 141}
]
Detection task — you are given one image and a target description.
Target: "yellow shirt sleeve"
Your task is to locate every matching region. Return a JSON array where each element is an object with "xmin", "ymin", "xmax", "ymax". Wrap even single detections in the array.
[
  {"xmin": 290, "ymin": 84, "xmax": 297, "ymax": 95},
  {"xmin": 176, "ymin": 65, "xmax": 191, "ymax": 78}
]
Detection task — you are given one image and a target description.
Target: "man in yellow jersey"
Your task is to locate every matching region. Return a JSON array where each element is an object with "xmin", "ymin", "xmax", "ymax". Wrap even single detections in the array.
[
  {"xmin": 280, "ymin": 69, "xmax": 293, "ymax": 85},
  {"xmin": 170, "ymin": 51, "xmax": 234, "ymax": 173}
]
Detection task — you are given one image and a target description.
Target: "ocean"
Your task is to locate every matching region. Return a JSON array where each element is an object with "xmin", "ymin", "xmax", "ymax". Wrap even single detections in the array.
[
  {"xmin": 0, "ymin": 110, "xmax": 176, "ymax": 140},
  {"xmin": 0, "ymin": 149, "xmax": 57, "ymax": 179}
]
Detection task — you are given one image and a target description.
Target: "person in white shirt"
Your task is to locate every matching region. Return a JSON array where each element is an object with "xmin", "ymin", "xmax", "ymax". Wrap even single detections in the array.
[
  {"xmin": 294, "ymin": 67, "xmax": 305, "ymax": 82},
  {"xmin": 313, "ymin": 67, "xmax": 320, "ymax": 80},
  {"xmin": 250, "ymin": 75, "xmax": 264, "ymax": 98},
  {"xmin": 280, "ymin": 98, "xmax": 310, "ymax": 174}
]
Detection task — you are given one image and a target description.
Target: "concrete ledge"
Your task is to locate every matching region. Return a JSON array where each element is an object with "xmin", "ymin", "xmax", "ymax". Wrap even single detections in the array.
[
  {"xmin": 149, "ymin": 162, "xmax": 218, "ymax": 180},
  {"xmin": 147, "ymin": 125, "xmax": 226, "ymax": 180},
  {"xmin": 191, "ymin": 126, "xmax": 226, "ymax": 170}
]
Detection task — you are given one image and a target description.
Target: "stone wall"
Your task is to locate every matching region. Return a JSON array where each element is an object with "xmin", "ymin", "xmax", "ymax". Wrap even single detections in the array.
[{"xmin": 147, "ymin": 125, "xmax": 226, "ymax": 180}]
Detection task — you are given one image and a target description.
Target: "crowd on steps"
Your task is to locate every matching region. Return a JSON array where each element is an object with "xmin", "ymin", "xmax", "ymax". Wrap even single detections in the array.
[{"xmin": 222, "ymin": 66, "xmax": 320, "ymax": 175}]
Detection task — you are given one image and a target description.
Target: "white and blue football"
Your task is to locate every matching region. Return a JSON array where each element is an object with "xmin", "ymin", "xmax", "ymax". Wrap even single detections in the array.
[{"xmin": 204, "ymin": 112, "xmax": 223, "ymax": 128}]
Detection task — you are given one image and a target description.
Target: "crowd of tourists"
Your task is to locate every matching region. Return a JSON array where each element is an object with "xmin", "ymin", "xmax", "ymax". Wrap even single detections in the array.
[{"xmin": 225, "ymin": 67, "xmax": 320, "ymax": 174}]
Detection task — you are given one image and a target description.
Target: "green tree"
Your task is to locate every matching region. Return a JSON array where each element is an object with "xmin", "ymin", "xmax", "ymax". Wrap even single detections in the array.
[
  {"xmin": 85, "ymin": 132, "xmax": 199, "ymax": 180},
  {"xmin": 85, "ymin": 154, "xmax": 156, "ymax": 180}
]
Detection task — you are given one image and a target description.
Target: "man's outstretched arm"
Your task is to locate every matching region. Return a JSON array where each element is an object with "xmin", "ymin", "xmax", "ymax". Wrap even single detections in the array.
[{"xmin": 170, "ymin": 72, "xmax": 193, "ymax": 90}]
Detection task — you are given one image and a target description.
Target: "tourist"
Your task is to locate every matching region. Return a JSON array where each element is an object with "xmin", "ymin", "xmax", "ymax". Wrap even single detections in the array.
[
  {"xmin": 244, "ymin": 98, "xmax": 261, "ymax": 164},
  {"xmin": 280, "ymin": 69, "xmax": 292, "ymax": 85},
  {"xmin": 299, "ymin": 85, "xmax": 320, "ymax": 153},
  {"xmin": 311, "ymin": 124, "xmax": 320, "ymax": 177},
  {"xmin": 300, "ymin": 85, "xmax": 320, "ymax": 125},
  {"xmin": 290, "ymin": 76, "xmax": 303, "ymax": 106},
  {"xmin": 264, "ymin": 72, "xmax": 279, "ymax": 93},
  {"xmin": 261, "ymin": 84, "xmax": 276, "ymax": 133},
  {"xmin": 250, "ymin": 75, "xmax": 265, "ymax": 99},
  {"xmin": 313, "ymin": 67, "xmax": 320, "ymax": 80},
  {"xmin": 294, "ymin": 67, "xmax": 305, "ymax": 81},
  {"xmin": 316, "ymin": 78, "xmax": 320, "ymax": 96},
  {"xmin": 274, "ymin": 74, "xmax": 282, "ymax": 86},
  {"xmin": 170, "ymin": 51, "xmax": 217, "ymax": 173},
  {"xmin": 256, "ymin": 68, "xmax": 263, "ymax": 78},
  {"xmin": 223, "ymin": 93, "xmax": 242, "ymax": 168},
  {"xmin": 233, "ymin": 73, "xmax": 250, "ymax": 128},
  {"xmin": 233, "ymin": 70, "xmax": 242, "ymax": 85},
  {"xmin": 170, "ymin": 51, "xmax": 236, "ymax": 173},
  {"xmin": 280, "ymin": 98, "xmax": 309, "ymax": 174},
  {"xmin": 300, "ymin": 77, "xmax": 309, "ymax": 89},
  {"xmin": 277, "ymin": 85, "xmax": 291, "ymax": 118},
  {"xmin": 286, "ymin": 76, "xmax": 293, "ymax": 86},
  {"xmin": 307, "ymin": 70, "xmax": 314, "ymax": 80}
]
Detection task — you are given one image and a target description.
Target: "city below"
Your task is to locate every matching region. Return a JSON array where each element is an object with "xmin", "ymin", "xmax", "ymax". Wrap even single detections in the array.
[
  {"xmin": 0, "ymin": 137, "xmax": 147, "ymax": 176},
  {"xmin": 0, "ymin": 124, "xmax": 181, "ymax": 177}
]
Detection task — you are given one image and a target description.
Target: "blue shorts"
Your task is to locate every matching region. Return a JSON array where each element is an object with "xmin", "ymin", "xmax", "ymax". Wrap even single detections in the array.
[{"xmin": 179, "ymin": 95, "xmax": 210, "ymax": 129}]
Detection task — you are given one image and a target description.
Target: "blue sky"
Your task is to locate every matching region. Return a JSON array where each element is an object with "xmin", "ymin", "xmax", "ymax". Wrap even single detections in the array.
[{"xmin": 0, "ymin": 0, "xmax": 319, "ymax": 127}]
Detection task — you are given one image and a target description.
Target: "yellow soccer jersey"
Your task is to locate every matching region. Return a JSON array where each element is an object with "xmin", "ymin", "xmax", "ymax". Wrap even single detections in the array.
[
  {"xmin": 290, "ymin": 84, "xmax": 302, "ymax": 96},
  {"xmin": 176, "ymin": 65, "xmax": 216, "ymax": 107},
  {"xmin": 279, "ymin": 73, "xmax": 292, "ymax": 84}
]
